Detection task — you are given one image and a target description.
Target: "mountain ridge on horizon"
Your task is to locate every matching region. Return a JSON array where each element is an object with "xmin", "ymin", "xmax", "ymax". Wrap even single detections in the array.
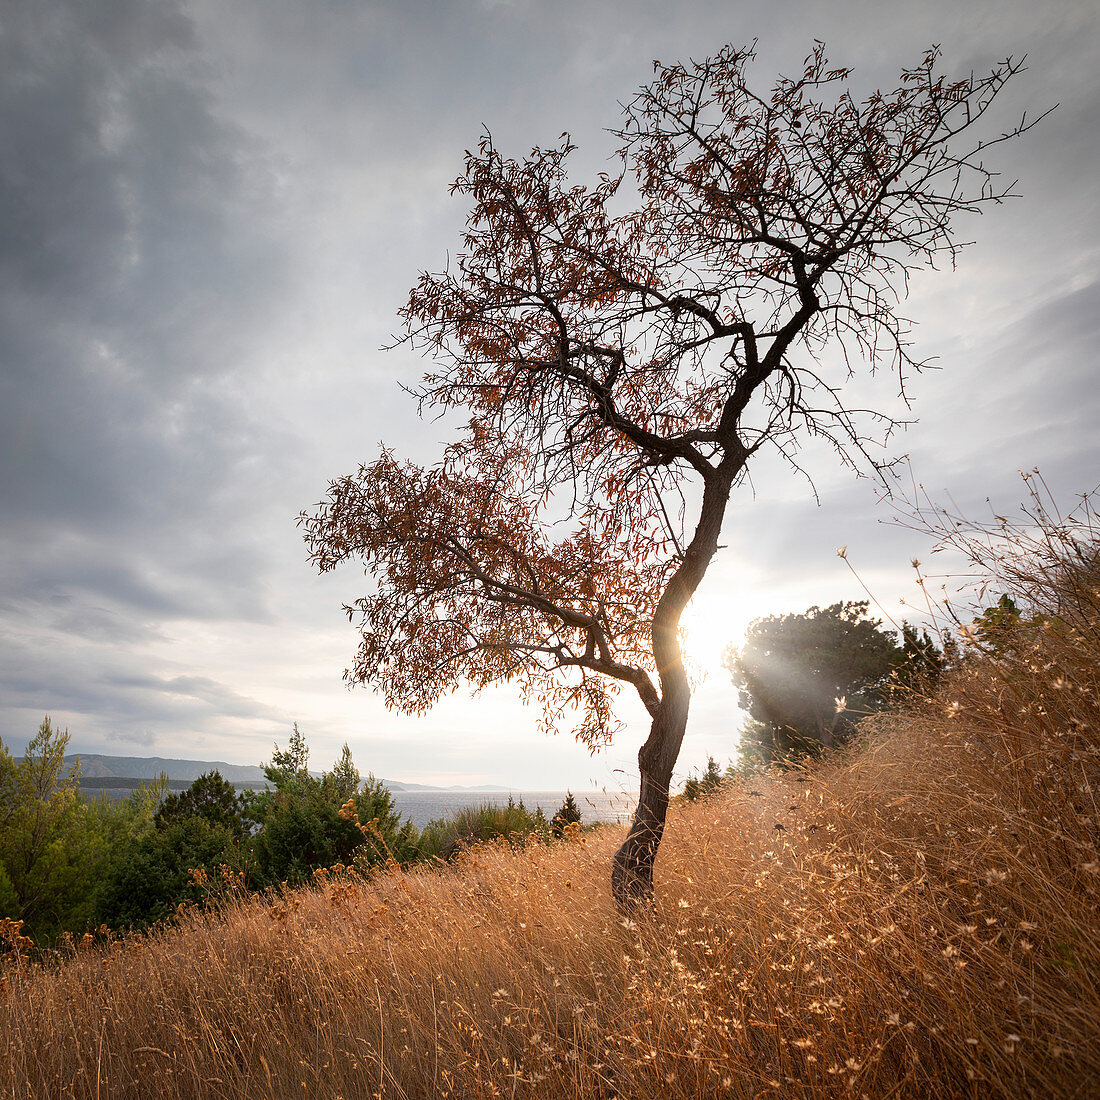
[{"xmin": 45, "ymin": 752, "xmax": 512, "ymax": 791}]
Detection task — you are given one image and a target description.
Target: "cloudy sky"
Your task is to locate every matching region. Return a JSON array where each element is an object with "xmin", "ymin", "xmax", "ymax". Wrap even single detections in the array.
[{"xmin": 2, "ymin": 0, "xmax": 1097, "ymax": 791}]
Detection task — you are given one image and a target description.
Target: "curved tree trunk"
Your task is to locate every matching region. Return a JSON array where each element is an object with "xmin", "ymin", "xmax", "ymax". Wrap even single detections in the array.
[
  {"xmin": 611, "ymin": 681, "xmax": 690, "ymax": 908},
  {"xmin": 610, "ymin": 468, "xmax": 738, "ymax": 912}
]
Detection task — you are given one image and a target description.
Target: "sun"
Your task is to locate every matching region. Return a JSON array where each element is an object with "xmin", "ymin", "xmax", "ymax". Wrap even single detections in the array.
[{"xmin": 679, "ymin": 594, "xmax": 758, "ymax": 678}]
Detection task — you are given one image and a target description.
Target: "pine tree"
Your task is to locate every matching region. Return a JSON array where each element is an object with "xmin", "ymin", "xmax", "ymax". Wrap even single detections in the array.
[{"xmin": 551, "ymin": 791, "xmax": 582, "ymax": 837}]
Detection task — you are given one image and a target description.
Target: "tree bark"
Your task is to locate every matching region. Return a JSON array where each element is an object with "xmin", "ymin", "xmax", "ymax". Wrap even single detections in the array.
[
  {"xmin": 611, "ymin": 681, "xmax": 690, "ymax": 908},
  {"xmin": 611, "ymin": 463, "xmax": 740, "ymax": 911}
]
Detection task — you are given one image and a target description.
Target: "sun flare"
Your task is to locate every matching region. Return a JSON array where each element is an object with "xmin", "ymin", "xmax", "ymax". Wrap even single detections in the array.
[{"xmin": 679, "ymin": 595, "xmax": 759, "ymax": 678}]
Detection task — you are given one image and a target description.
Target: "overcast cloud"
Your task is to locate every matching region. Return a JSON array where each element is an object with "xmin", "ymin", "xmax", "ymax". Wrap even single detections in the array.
[{"xmin": 1, "ymin": 0, "xmax": 1097, "ymax": 789}]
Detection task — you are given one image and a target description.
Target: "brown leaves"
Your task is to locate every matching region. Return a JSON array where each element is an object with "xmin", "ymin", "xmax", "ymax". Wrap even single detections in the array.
[
  {"xmin": 301, "ymin": 433, "xmax": 665, "ymax": 743},
  {"xmin": 306, "ymin": 40, "xmax": 1035, "ymax": 752}
]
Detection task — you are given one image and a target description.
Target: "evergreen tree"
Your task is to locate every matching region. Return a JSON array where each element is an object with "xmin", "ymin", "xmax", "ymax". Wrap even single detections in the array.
[
  {"xmin": 249, "ymin": 729, "xmax": 414, "ymax": 884},
  {"xmin": 0, "ymin": 718, "xmax": 105, "ymax": 940},
  {"xmin": 155, "ymin": 770, "xmax": 252, "ymax": 838},
  {"xmin": 893, "ymin": 623, "xmax": 950, "ymax": 694},
  {"xmin": 551, "ymin": 791, "xmax": 582, "ymax": 837},
  {"xmin": 321, "ymin": 743, "xmax": 360, "ymax": 803},
  {"xmin": 97, "ymin": 815, "xmax": 244, "ymax": 929},
  {"xmin": 725, "ymin": 603, "xmax": 907, "ymax": 765},
  {"xmin": 682, "ymin": 756, "xmax": 725, "ymax": 801},
  {"xmin": 971, "ymin": 594, "xmax": 1026, "ymax": 657}
]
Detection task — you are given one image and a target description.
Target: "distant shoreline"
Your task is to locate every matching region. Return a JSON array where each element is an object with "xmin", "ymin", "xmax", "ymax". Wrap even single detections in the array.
[
  {"xmin": 59, "ymin": 754, "xmax": 523, "ymax": 792},
  {"xmin": 74, "ymin": 779, "xmax": 636, "ymax": 828}
]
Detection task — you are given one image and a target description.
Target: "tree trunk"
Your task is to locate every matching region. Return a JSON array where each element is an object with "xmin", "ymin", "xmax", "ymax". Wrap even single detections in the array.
[
  {"xmin": 611, "ymin": 682, "xmax": 690, "ymax": 910},
  {"xmin": 610, "ymin": 469, "xmax": 737, "ymax": 911}
]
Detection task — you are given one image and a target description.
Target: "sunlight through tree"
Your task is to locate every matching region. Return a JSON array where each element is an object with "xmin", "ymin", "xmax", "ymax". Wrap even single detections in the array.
[{"xmin": 303, "ymin": 43, "xmax": 1040, "ymax": 908}]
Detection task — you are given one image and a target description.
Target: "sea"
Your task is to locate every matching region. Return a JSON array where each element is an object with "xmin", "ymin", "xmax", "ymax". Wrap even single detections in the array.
[
  {"xmin": 388, "ymin": 789, "xmax": 635, "ymax": 830},
  {"xmin": 76, "ymin": 782, "xmax": 636, "ymax": 830}
]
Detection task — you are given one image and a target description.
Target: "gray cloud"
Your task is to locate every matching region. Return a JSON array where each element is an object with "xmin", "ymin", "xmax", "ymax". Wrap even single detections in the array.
[
  {"xmin": 1, "ymin": 0, "xmax": 1098, "ymax": 784},
  {"xmin": 0, "ymin": 0, "xmax": 300, "ymax": 630}
]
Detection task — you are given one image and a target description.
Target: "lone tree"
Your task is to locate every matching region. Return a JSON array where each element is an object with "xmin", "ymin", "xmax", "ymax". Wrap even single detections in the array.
[{"xmin": 302, "ymin": 43, "xmax": 1037, "ymax": 907}]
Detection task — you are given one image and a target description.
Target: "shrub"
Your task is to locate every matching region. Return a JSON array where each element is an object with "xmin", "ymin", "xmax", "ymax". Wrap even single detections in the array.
[
  {"xmin": 413, "ymin": 797, "xmax": 549, "ymax": 862},
  {"xmin": 96, "ymin": 816, "xmax": 244, "ymax": 929},
  {"xmin": 681, "ymin": 755, "xmax": 726, "ymax": 802},
  {"xmin": 249, "ymin": 731, "xmax": 415, "ymax": 886}
]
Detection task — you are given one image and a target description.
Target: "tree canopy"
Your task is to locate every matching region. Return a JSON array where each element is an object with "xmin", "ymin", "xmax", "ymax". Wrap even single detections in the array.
[
  {"xmin": 302, "ymin": 42, "xmax": 1035, "ymax": 906},
  {"xmin": 726, "ymin": 601, "xmax": 909, "ymax": 763},
  {"xmin": 154, "ymin": 770, "xmax": 252, "ymax": 838}
]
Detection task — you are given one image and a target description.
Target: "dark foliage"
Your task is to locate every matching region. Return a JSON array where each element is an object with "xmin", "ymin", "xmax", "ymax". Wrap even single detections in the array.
[
  {"xmin": 154, "ymin": 770, "xmax": 253, "ymax": 838},
  {"xmin": 250, "ymin": 791, "xmax": 365, "ymax": 888},
  {"xmin": 250, "ymin": 731, "xmax": 416, "ymax": 886},
  {"xmin": 551, "ymin": 791, "xmax": 582, "ymax": 837},
  {"xmin": 97, "ymin": 816, "xmax": 242, "ymax": 929},
  {"xmin": 682, "ymin": 756, "xmax": 726, "ymax": 801},
  {"xmin": 726, "ymin": 602, "xmax": 918, "ymax": 764}
]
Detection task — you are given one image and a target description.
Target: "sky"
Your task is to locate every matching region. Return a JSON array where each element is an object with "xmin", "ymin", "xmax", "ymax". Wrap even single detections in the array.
[{"xmin": 1, "ymin": 0, "xmax": 1098, "ymax": 791}]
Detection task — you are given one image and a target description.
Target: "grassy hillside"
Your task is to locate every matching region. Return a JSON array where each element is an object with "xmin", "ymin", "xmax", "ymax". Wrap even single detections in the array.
[{"xmin": 3, "ymin": 534, "xmax": 1098, "ymax": 1097}]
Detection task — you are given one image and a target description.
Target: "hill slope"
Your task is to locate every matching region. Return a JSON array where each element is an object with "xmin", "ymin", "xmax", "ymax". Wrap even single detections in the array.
[
  {"xmin": 4, "ymin": 516, "xmax": 1098, "ymax": 1098},
  {"xmin": 63, "ymin": 753, "xmax": 270, "ymax": 784},
  {"xmin": 59, "ymin": 753, "xmax": 509, "ymax": 791},
  {"xmin": 3, "ymin": 619, "xmax": 1098, "ymax": 1097}
]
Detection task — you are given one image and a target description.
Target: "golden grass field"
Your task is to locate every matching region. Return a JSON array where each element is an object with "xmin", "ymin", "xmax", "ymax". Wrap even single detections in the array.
[{"xmin": 3, "ymin": 531, "xmax": 1099, "ymax": 1097}]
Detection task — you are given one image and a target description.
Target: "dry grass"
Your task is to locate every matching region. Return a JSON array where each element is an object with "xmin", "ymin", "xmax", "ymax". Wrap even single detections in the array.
[{"xmin": 4, "ymin": 548, "xmax": 1099, "ymax": 1097}]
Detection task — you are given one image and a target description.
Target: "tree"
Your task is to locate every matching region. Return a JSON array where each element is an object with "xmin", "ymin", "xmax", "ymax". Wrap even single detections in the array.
[
  {"xmin": 725, "ymin": 601, "xmax": 906, "ymax": 763},
  {"xmin": 302, "ymin": 43, "xmax": 1036, "ymax": 907},
  {"xmin": 97, "ymin": 814, "xmax": 244, "ymax": 929},
  {"xmin": 248, "ymin": 722, "xmax": 312, "ymax": 826},
  {"xmin": 341, "ymin": 772, "xmax": 418, "ymax": 866},
  {"xmin": 895, "ymin": 621, "xmax": 953, "ymax": 693},
  {"xmin": 682, "ymin": 755, "xmax": 726, "ymax": 801},
  {"xmin": 322, "ymin": 743, "xmax": 361, "ymax": 803},
  {"xmin": 552, "ymin": 791, "xmax": 582, "ymax": 837},
  {"xmin": 0, "ymin": 718, "xmax": 105, "ymax": 940},
  {"xmin": 251, "ymin": 790, "xmax": 364, "ymax": 887},
  {"xmin": 249, "ymin": 729, "xmax": 415, "ymax": 884},
  {"xmin": 264, "ymin": 721, "xmax": 311, "ymax": 790},
  {"xmin": 155, "ymin": 770, "xmax": 253, "ymax": 838},
  {"xmin": 0, "ymin": 721, "xmax": 172, "ymax": 939},
  {"xmin": 970, "ymin": 593, "xmax": 1025, "ymax": 656}
]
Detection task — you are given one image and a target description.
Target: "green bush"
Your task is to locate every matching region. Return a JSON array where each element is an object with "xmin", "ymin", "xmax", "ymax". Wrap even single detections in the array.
[
  {"xmin": 96, "ymin": 815, "xmax": 244, "ymax": 929},
  {"xmin": 412, "ymin": 797, "xmax": 549, "ymax": 862},
  {"xmin": 345, "ymin": 774, "xmax": 419, "ymax": 867},
  {"xmin": 249, "ymin": 729, "xmax": 416, "ymax": 886},
  {"xmin": 0, "ymin": 718, "xmax": 126, "ymax": 942},
  {"xmin": 250, "ymin": 789, "xmax": 364, "ymax": 888}
]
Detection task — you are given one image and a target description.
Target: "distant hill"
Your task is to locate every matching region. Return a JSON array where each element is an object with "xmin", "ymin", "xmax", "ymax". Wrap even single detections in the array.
[
  {"xmin": 55, "ymin": 752, "xmax": 510, "ymax": 792},
  {"xmin": 64, "ymin": 754, "xmax": 269, "ymax": 784}
]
